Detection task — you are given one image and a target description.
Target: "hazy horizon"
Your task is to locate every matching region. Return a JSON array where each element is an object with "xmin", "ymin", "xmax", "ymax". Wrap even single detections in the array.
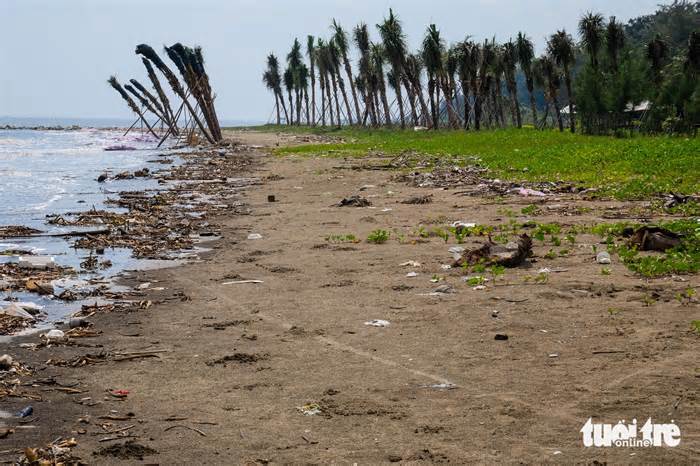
[{"xmin": 1, "ymin": 0, "xmax": 674, "ymax": 124}]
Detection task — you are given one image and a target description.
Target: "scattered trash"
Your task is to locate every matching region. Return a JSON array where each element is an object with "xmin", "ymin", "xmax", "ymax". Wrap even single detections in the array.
[
  {"xmin": 69, "ymin": 317, "xmax": 90, "ymax": 329},
  {"xmin": 364, "ymin": 319, "xmax": 390, "ymax": 327},
  {"xmin": 406, "ymin": 272, "xmax": 419, "ymax": 278},
  {"xmin": 137, "ymin": 282, "xmax": 151, "ymax": 290},
  {"xmin": 473, "ymin": 285, "xmax": 487, "ymax": 291},
  {"xmin": 625, "ymin": 226, "xmax": 682, "ymax": 252},
  {"xmin": 448, "ymin": 246, "xmax": 465, "ymax": 261},
  {"xmin": 401, "ymin": 194, "xmax": 433, "ymax": 204},
  {"xmin": 451, "ymin": 221, "xmax": 476, "ymax": 229},
  {"xmin": 491, "ymin": 310, "xmax": 500, "ymax": 318},
  {"xmin": 454, "ymin": 234, "xmax": 532, "ymax": 268},
  {"xmin": 441, "ymin": 264, "xmax": 452, "ymax": 270},
  {"xmin": 16, "ymin": 406, "xmax": 33, "ymax": 418},
  {"xmin": 514, "ymin": 187, "xmax": 546, "ymax": 197},
  {"xmin": 267, "ymin": 195, "xmax": 276, "ymax": 202},
  {"xmin": 110, "ymin": 389, "xmax": 130, "ymax": 398},
  {"xmin": 336, "ymin": 195, "xmax": 371, "ymax": 207},
  {"xmin": 400, "ymin": 260, "xmax": 421, "ymax": 267},
  {"xmin": 433, "ymin": 284, "xmax": 455, "ymax": 294},
  {"xmin": 381, "ymin": 208, "xmax": 393, "ymax": 212},
  {"xmin": 548, "ymin": 353, "xmax": 560, "ymax": 358},
  {"xmin": 359, "ymin": 184, "xmax": 375, "ymax": 191},
  {"xmin": 221, "ymin": 279, "xmax": 264, "ymax": 285},
  {"xmin": 596, "ymin": 251, "xmax": 612, "ymax": 264},
  {"xmin": 494, "ymin": 334, "xmax": 509, "ymax": 341},
  {"xmin": 247, "ymin": 233, "xmax": 263, "ymax": 240},
  {"xmin": 423, "ymin": 383, "xmax": 457, "ymax": 390},
  {"xmin": 18, "ymin": 256, "xmax": 56, "ymax": 270},
  {"xmin": 0, "ymin": 354, "xmax": 13, "ymax": 370},
  {"xmin": 0, "ymin": 304, "xmax": 35, "ymax": 320},
  {"xmin": 297, "ymin": 403, "xmax": 322, "ymax": 416},
  {"xmin": 413, "ymin": 126, "xmax": 428, "ymax": 131},
  {"xmin": 104, "ymin": 144, "xmax": 137, "ymax": 151}
]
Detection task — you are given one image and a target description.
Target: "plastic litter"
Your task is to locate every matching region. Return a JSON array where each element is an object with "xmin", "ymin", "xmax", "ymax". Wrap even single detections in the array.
[
  {"xmin": 297, "ymin": 403, "xmax": 322, "ymax": 416},
  {"xmin": 514, "ymin": 187, "xmax": 546, "ymax": 197},
  {"xmin": 247, "ymin": 233, "xmax": 263, "ymax": 240},
  {"xmin": 222, "ymin": 280, "xmax": 264, "ymax": 285},
  {"xmin": 406, "ymin": 272, "xmax": 418, "ymax": 278},
  {"xmin": 18, "ymin": 256, "xmax": 56, "ymax": 270},
  {"xmin": 364, "ymin": 319, "xmax": 390, "ymax": 327},
  {"xmin": 596, "ymin": 251, "xmax": 612, "ymax": 264},
  {"xmin": 399, "ymin": 261, "xmax": 421, "ymax": 267},
  {"xmin": 0, "ymin": 304, "xmax": 35, "ymax": 320},
  {"xmin": 16, "ymin": 406, "xmax": 33, "ymax": 418},
  {"xmin": 45, "ymin": 329, "xmax": 65, "ymax": 341}
]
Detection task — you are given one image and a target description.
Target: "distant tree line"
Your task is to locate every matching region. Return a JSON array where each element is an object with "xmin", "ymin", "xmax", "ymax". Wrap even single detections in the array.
[{"xmin": 263, "ymin": 1, "xmax": 699, "ymax": 135}]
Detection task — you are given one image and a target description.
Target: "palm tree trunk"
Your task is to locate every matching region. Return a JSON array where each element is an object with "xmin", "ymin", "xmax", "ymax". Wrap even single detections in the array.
[
  {"xmin": 287, "ymin": 90, "xmax": 294, "ymax": 125},
  {"xmin": 472, "ymin": 78, "xmax": 481, "ymax": 130},
  {"xmin": 550, "ymin": 86, "xmax": 564, "ymax": 132},
  {"xmin": 440, "ymin": 76, "xmax": 458, "ymax": 129},
  {"xmin": 526, "ymin": 77, "xmax": 538, "ymax": 127},
  {"xmin": 325, "ymin": 72, "xmax": 336, "ymax": 126},
  {"xmin": 329, "ymin": 71, "xmax": 342, "ymax": 126},
  {"xmin": 460, "ymin": 80, "xmax": 471, "ymax": 129},
  {"xmin": 428, "ymin": 77, "xmax": 437, "ymax": 129},
  {"xmin": 412, "ymin": 79, "xmax": 430, "ymax": 128},
  {"xmin": 319, "ymin": 73, "xmax": 326, "ymax": 126},
  {"xmin": 378, "ymin": 76, "xmax": 392, "ymax": 127},
  {"xmin": 373, "ymin": 90, "xmax": 383, "ymax": 126},
  {"xmin": 402, "ymin": 76, "xmax": 418, "ymax": 126},
  {"xmin": 304, "ymin": 87, "xmax": 310, "ymax": 125},
  {"xmin": 435, "ymin": 81, "xmax": 441, "ymax": 128},
  {"xmin": 274, "ymin": 93, "xmax": 281, "ymax": 125},
  {"xmin": 393, "ymin": 68, "xmax": 406, "ymax": 129},
  {"xmin": 343, "ymin": 57, "xmax": 361, "ymax": 123},
  {"xmin": 495, "ymin": 77, "xmax": 506, "ymax": 127},
  {"xmin": 564, "ymin": 66, "xmax": 575, "ymax": 133},
  {"xmin": 296, "ymin": 88, "xmax": 302, "ymax": 125},
  {"xmin": 310, "ymin": 65, "xmax": 317, "ymax": 126},
  {"xmin": 335, "ymin": 66, "xmax": 354, "ymax": 125},
  {"xmin": 277, "ymin": 89, "xmax": 290, "ymax": 124}
]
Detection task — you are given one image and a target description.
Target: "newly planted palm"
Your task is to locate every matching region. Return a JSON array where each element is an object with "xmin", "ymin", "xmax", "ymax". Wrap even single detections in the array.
[
  {"xmin": 108, "ymin": 76, "xmax": 158, "ymax": 138},
  {"xmin": 605, "ymin": 17, "xmax": 626, "ymax": 72},
  {"xmin": 502, "ymin": 40, "xmax": 521, "ymax": 128},
  {"xmin": 548, "ymin": 30, "xmax": 576, "ymax": 132},
  {"xmin": 136, "ymin": 44, "xmax": 213, "ymax": 143},
  {"xmin": 378, "ymin": 9, "xmax": 408, "ymax": 128},
  {"xmin": 141, "ymin": 58, "xmax": 177, "ymax": 133},
  {"xmin": 306, "ymin": 36, "xmax": 317, "ymax": 125},
  {"xmin": 516, "ymin": 32, "xmax": 538, "ymax": 126},
  {"xmin": 332, "ymin": 20, "xmax": 361, "ymax": 123},
  {"xmin": 579, "ymin": 12, "xmax": 605, "ymax": 71}
]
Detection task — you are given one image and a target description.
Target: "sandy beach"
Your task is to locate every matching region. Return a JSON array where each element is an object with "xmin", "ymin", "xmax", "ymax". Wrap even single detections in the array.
[{"xmin": 0, "ymin": 129, "xmax": 696, "ymax": 463}]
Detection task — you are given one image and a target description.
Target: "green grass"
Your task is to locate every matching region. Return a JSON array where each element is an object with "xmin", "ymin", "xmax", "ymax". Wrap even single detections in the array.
[{"xmin": 255, "ymin": 126, "xmax": 699, "ymax": 200}]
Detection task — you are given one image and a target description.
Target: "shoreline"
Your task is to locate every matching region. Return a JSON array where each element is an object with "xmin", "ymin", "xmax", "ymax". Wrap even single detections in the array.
[{"xmin": 0, "ymin": 129, "xmax": 697, "ymax": 463}]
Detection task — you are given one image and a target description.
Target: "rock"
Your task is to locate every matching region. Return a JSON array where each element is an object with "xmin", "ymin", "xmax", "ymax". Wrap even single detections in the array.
[
  {"xmin": 596, "ymin": 251, "xmax": 612, "ymax": 264},
  {"xmin": 267, "ymin": 195, "xmax": 276, "ymax": 202},
  {"xmin": 69, "ymin": 317, "xmax": 89, "ymax": 329},
  {"xmin": 18, "ymin": 256, "xmax": 55, "ymax": 270},
  {"xmin": 0, "ymin": 354, "xmax": 13, "ymax": 370},
  {"xmin": 401, "ymin": 194, "xmax": 433, "ymax": 204},
  {"xmin": 97, "ymin": 173, "xmax": 108, "ymax": 183}
]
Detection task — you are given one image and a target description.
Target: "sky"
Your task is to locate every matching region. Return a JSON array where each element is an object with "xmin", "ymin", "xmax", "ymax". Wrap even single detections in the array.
[{"xmin": 0, "ymin": 0, "xmax": 673, "ymax": 124}]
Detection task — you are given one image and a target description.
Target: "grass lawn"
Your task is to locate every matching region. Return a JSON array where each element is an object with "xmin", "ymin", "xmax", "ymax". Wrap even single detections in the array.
[{"xmin": 241, "ymin": 125, "xmax": 700, "ymax": 200}]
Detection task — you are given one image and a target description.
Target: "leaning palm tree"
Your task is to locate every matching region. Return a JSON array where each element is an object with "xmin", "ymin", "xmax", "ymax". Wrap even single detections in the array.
[
  {"xmin": 377, "ymin": 9, "xmax": 408, "ymax": 128},
  {"xmin": 316, "ymin": 39, "xmax": 334, "ymax": 126},
  {"xmin": 502, "ymin": 40, "xmax": 521, "ymax": 128},
  {"xmin": 140, "ymin": 58, "xmax": 177, "ymax": 132},
  {"xmin": 263, "ymin": 70, "xmax": 281, "ymax": 124},
  {"xmin": 536, "ymin": 55, "xmax": 564, "ymax": 132},
  {"xmin": 548, "ymin": 30, "xmax": 576, "ymax": 132},
  {"xmin": 129, "ymin": 78, "xmax": 170, "ymax": 129},
  {"xmin": 264, "ymin": 53, "xmax": 289, "ymax": 124},
  {"xmin": 516, "ymin": 32, "xmax": 538, "ymax": 126},
  {"xmin": 306, "ymin": 36, "xmax": 317, "ymax": 125},
  {"xmin": 125, "ymin": 82, "xmax": 168, "ymax": 130},
  {"xmin": 332, "ymin": 19, "xmax": 361, "ymax": 123},
  {"xmin": 136, "ymin": 44, "xmax": 213, "ymax": 143},
  {"xmin": 605, "ymin": 17, "xmax": 625, "ymax": 72},
  {"xmin": 370, "ymin": 42, "xmax": 392, "ymax": 126},
  {"xmin": 404, "ymin": 53, "xmax": 430, "ymax": 127},
  {"xmin": 646, "ymin": 34, "xmax": 669, "ymax": 87},
  {"xmin": 108, "ymin": 76, "xmax": 157, "ymax": 138},
  {"xmin": 578, "ymin": 12, "xmax": 605, "ymax": 71}
]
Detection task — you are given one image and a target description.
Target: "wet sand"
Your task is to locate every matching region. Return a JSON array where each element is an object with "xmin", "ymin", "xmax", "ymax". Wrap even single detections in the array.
[{"xmin": 0, "ymin": 130, "xmax": 698, "ymax": 464}]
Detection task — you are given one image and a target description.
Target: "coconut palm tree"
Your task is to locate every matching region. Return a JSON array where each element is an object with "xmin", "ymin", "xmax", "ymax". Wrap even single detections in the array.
[
  {"xmin": 332, "ymin": 19, "xmax": 361, "ymax": 123},
  {"xmin": 263, "ymin": 53, "xmax": 289, "ymax": 125},
  {"xmin": 354, "ymin": 23, "xmax": 376, "ymax": 126},
  {"xmin": 490, "ymin": 42, "xmax": 507, "ymax": 128},
  {"xmin": 298, "ymin": 63, "xmax": 310, "ymax": 124},
  {"xmin": 605, "ymin": 17, "xmax": 625, "ymax": 72},
  {"xmin": 548, "ymin": 30, "xmax": 576, "ymax": 132},
  {"xmin": 306, "ymin": 36, "xmax": 317, "ymax": 125},
  {"xmin": 446, "ymin": 46, "xmax": 461, "ymax": 128},
  {"xmin": 136, "ymin": 44, "xmax": 213, "ymax": 143},
  {"xmin": 422, "ymin": 25, "xmax": 442, "ymax": 128},
  {"xmin": 404, "ymin": 53, "xmax": 430, "ymax": 127},
  {"xmin": 536, "ymin": 55, "xmax": 564, "ymax": 131},
  {"xmin": 316, "ymin": 39, "xmax": 335, "ymax": 126},
  {"xmin": 455, "ymin": 40, "xmax": 475, "ymax": 129},
  {"xmin": 283, "ymin": 67, "xmax": 295, "ymax": 125},
  {"xmin": 475, "ymin": 39, "xmax": 495, "ymax": 130},
  {"xmin": 287, "ymin": 39, "xmax": 303, "ymax": 124},
  {"xmin": 108, "ymin": 76, "xmax": 158, "ymax": 138},
  {"xmin": 516, "ymin": 32, "xmax": 538, "ymax": 126},
  {"xmin": 502, "ymin": 40, "xmax": 521, "ymax": 128},
  {"xmin": 377, "ymin": 9, "xmax": 408, "ymax": 128},
  {"xmin": 329, "ymin": 39, "xmax": 354, "ymax": 125},
  {"xmin": 646, "ymin": 34, "xmax": 669, "ymax": 87},
  {"xmin": 579, "ymin": 12, "xmax": 605, "ymax": 71},
  {"xmin": 370, "ymin": 42, "xmax": 392, "ymax": 126}
]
